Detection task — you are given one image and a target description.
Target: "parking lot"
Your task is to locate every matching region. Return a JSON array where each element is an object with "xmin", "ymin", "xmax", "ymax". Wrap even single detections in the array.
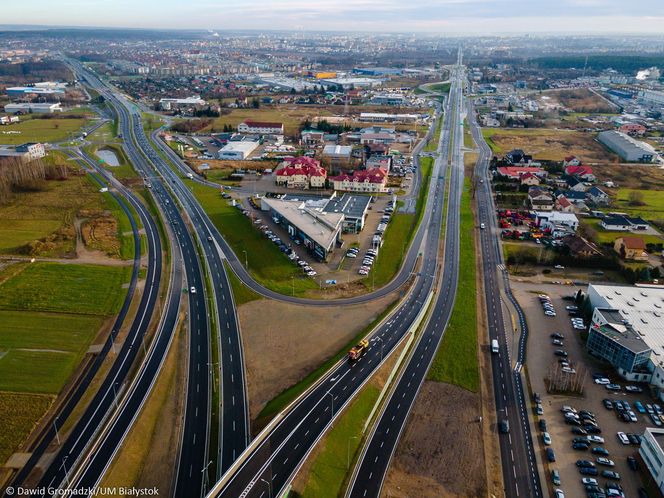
[{"xmin": 512, "ymin": 281, "xmax": 654, "ymax": 498}]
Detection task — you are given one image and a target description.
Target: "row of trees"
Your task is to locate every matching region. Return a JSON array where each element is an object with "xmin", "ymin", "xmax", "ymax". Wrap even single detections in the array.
[{"xmin": 0, "ymin": 157, "xmax": 69, "ymax": 204}]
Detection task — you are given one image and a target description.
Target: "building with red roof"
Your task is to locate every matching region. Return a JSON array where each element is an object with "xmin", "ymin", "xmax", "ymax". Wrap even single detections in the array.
[
  {"xmin": 238, "ymin": 119, "xmax": 284, "ymax": 135},
  {"xmin": 496, "ymin": 166, "xmax": 547, "ymax": 181},
  {"xmin": 275, "ymin": 156, "xmax": 327, "ymax": 189},
  {"xmin": 565, "ymin": 164, "xmax": 595, "ymax": 182},
  {"xmin": 330, "ymin": 167, "xmax": 388, "ymax": 193}
]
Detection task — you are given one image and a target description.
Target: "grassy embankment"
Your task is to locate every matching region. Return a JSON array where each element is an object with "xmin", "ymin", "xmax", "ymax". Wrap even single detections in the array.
[
  {"xmin": 367, "ymin": 156, "xmax": 433, "ymax": 289},
  {"xmin": 0, "ymin": 261, "xmax": 130, "ymax": 463},
  {"xmin": 428, "ymin": 178, "xmax": 480, "ymax": 392},
  {"xmin": 185, "ymin": 180, "xmax": 318, "ymax": 296},
  {"xmin": 223, "ymin": 261, "xmax": 262, "ymax": 306},
  {"xmin": 581, "ymin": 220, "xmax": 663, "ymax": 246}
]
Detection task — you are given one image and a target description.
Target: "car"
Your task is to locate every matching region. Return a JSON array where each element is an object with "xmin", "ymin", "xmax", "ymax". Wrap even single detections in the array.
[
  {"xmin": 606, "ymin": 384, "xmax": 622, "ymax": 391},
  {"xmin": 655, "ymin": 404, "xmax": 663, "ymax": 414},
  {"xmin": 617, "ymin": 432, "xmax": 630, "ymax": 445},
  {"xmin": 585, "ymin": 485, "xmax": 603, "ymax": 495},
  {"xmin": 595, "ymin": 378, "xmax": 611, "ymax": 385},
  {"xmin": 647, "ymin": 404, "xmax": 655, "ymax": 414},
  {"xmin": 551, "ymin": 333, "xmax": 565, "ymax": 339},
  {"xmin": 539, "ymin": 419, "xmax": 547, "ymax": 431},
  {"xmin": 552, "ymin": 339, "xmax": 563, "ymax": 346},
  {"xmin": 628, "ymin": 411, "xmax": 638, "ymax": 423},
  {"xmin": 535, "ymin": 404, "xmax": 544, "ymax": 415},
  {"xmin": 533, "ymin": 392, "xmax": 541, "ymax": 403},
  {"xmin": 545, "ymin": 311, "xmax": 557, "ymax": 316},
  {"xmin": 596, "ymin": 457, "xmax": 615, "ymax": 467},
  {"xmin": 555, "ymin": 350, "xmax": 568, "ymax": 357},
  {"xmin": 565, "ymin": 417, "xmax": 581, "ymax": 426},
  {"xmin": 346, "ymin": 252, "xmax": 357, "ymax": 258},
  {"xmin": 579, "ymin": 466, "xmax": 599, "ymax": 476},
  {"xmin": 571, "ymin": 427, "xmax": 588, "ymax": 435},
  {"xmin": 306, "ymin": 271, "xmax": 317, "ymax": 276},
  {"xmin": 627, "ymin": 456, "xmax": 639, "ymax": 470},
  {"xmin": 585, "ymin": 425, "xmax": 602, "ymax": 434},
  {"xmin": 601, "ymin": 470, "xmax": 621, "ymax": 480},
  {"xmin": 554, "ymin": 490, "xmax": 564, "ymax": 498},
  {"xmin": 499, "ymin": 419, "xmax": 510, "ymax": 433},
  {"xmin": 591, "ymin": 447, "xmax": 609, "ymax": 456},
  {"xmin": 573, "ymin": 324, "xmax": 586, "ymax": 330},
  {"xmin": 582, "ymin": 477, "xmax": 599, "ymax": 485},
  {"xmin": 627, "ymin": 433, "xmax": 641, "ymax": 445},
  {"xmin": 573, "ymin": 442, "xmax": 590, "ymax": 450},
  {"xmin": 620, "ymin": 411, "xmax": 632, "ymax": 423},
  {"xmin": 576, "ymin": 460, "xmax": 595, "ymax": 468},
  {"xmin": 635, "ymin": 401, "xmax": 646, "ymax": 413},
  {"xmin": 603, "ymin": 399, "xmax": 614, "ymax": 410},
  {"xmin": 573, "ymin": 437, "xmax": 590, "ymax": 444},
  {"xmin": 546, "ymin": 448, "xmax": 556, "ymax": 462},
  {"xmin": 190, "ymin": 286, "xmax": 196, "ymax": 294},
  {"xmin": 650, "ymin": 413, "xmax": 662, "ymax": 426},
  {"xmin": 551, "ymin": 469, "xmax": 560, "ymax": 485},
  {"xmin": 539, "ymin": 431, "xmax": 550, "ymax": 445},
  {"xmin": 480, "ymin": 223, "xmax": 486, "ymax": 229},
  {"xmin": 561, "ymin": 405, "xmax": 577, "ymax": 413},
  {"xmin": 587, "ymin": 435, "xmax": 605, "ymax": 443},
  {"xmin": 625, "ymin": 385, "xmax": 643, "ymax": 393},
  {"xmin": 207, "ymin": 235, "xmax": 213, "ymax": 242},
  {"xmin": 614, "ymin": 400, "xmax": 625, "ymax": 411},
  {"xmin": 566, "ymin": 305, "xmax": 579, "ymax": 311}
]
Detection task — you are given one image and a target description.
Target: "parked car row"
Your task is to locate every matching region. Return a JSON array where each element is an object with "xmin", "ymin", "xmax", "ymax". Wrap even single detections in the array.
[
  {"xmin": 258, "ymin": 224, "xmax": 317, "ymax": 277},
  {"xmin": 604, "ymin": 397, "xmax": 664, "ymax": 426},
  {"xmin": 539, "ymin": 294, "xmax": 557, "ymax": 317},
  {"xmin": 358, "ymin": 248, "xmax": 379, "ymax": 276}
]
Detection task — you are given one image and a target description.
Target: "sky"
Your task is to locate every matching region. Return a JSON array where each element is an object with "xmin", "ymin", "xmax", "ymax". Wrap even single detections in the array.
[{"xmin": 3, "ymin": 0, "xmax": 664, "ymax": 34}]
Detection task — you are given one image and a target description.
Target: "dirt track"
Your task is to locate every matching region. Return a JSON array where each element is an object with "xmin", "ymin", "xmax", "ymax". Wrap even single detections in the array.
[{"xmin": 382, "ymin": 381, "xmax": 486, "ymax": 498}]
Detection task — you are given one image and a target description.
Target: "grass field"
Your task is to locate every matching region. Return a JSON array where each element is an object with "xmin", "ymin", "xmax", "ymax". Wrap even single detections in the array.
[
  {"xmin": 187, "ymin": 181, "xmax": 317, "ymax": 296},
  {"xmin": 0, "ymin": 392, "xmax": 53, "ymax": 464},
  {"xmin": 95, "ymin": 144, "xmax": 138, "ymax": 180},
  {"xmin": 300, "ymin": 385, "xmax": 380, "ymax": 498},
  {"xmin": 611, "ymin": 188, "xmax": 664, "ymax": 219},
  {"xmin": 0, "ymin": 262, "xmax": 130, "ymax": 315},
  {"xmin": 368, "ymin": 157, "xmax": 433, "ymax": 289},
  {"xmin": 481, "ymin": 127, "xmax": 617, "ymax": 163},
  {"xmin": 428, "ymin": 178, "xmax": 480, "ymax": 392},
  {"xmin": 424, "ymin": 119, "xmax": 442, "ymax": 152},
  {"xmin": 0, "ymin": 118, "xmax": 88, "ymax": 144}
]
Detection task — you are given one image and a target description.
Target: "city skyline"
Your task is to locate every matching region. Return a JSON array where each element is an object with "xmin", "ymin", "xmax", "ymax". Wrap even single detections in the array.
[{"xmin": 2, "ymin": 0, "xmax": 664, "ymax": 34}]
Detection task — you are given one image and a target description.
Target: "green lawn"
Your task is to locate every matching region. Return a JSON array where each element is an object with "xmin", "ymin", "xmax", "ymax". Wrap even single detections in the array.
[
  {"xmin": 424, "ymin": 119, "xmax": 442, "ymax": 152},
  {"xmin": 583, "ymin": 220, "xmax": 663, "ymax": 246},
  {"xmin": 0, "ymin": 262, "xmax": 130, "ymax": 315},
  {"xmin": 0, "ymin": 349, "xmax": 80, "ymax": 393},
  {"xmin": 300, "ymin": 385, "xmax": 380, "ymax": 498},
  {"xmin": 428, "ymin": 178, "xmax": 480, "ymax": 392},
  {"xmin": 0, "ymin": 118, "xmax": 88, "ymax": 144},
  {"xmin": 187, "ymin": 181, "xmax": 317, "ymax": 296},
  {"xmin": 612, "ymin": 189, "xmax": 664, "ymax": 219},
  {"xmin": 223, "ymin": 261, "xmax": 261, "ymax": 306},
  {"xmin": 0, "ymin": 392, "xmax": 53, "ymax": 464}
]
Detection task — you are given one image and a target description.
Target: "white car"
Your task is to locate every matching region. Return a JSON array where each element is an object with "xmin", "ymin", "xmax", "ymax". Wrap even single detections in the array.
[
  {"xmin": 594, "ymin": 378, "xmax": 611, "ymax": 385},
  {"xmin": 581, "ymin": 477, "xmax": 598, "ymax": 485},
  {"xmin": 554, "ymin": 490, "xmax": 564, "ymax": 498},
  {"xmin": 190, "ymin": 286, "xmax": 197, "ymax": 294},
  {"xmin": 617, "ymin": 432, "xmax": 630, "ymax": 445},
  {"xmin": 587, "ymin": 435, "xmax": 604, "ymax": 444}
]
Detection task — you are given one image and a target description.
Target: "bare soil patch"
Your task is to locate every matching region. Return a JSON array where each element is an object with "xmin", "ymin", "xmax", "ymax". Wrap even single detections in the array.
[
  {"xmin": 240, "ymin": 292, "xmax": 398, "ymax": 421},
  {"xmin": 382, "ymin": 382, "xmax": 486, "ymax": 498}
]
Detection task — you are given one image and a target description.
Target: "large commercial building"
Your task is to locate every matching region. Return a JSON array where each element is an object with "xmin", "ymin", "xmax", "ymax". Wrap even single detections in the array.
[
  {"xmin": 0, "ymin": 142, "xmax": 46, "ymax": 162},
  {"xmin": 217, "ymin": 140, "xmax": 259, "ymax": 160},
  {"xmin": 598, "ymin": 130, "xmax": 657, "ymax": 163},
  {"xmin": 640, "ymin": 428, "xmax": 664, "ymax": 495},
  {"xmin": 158, "ymin": 96, "xmax": 206, "ymax": 110},
  {"xmin": 586, "ymin": 284, "xmax": 664, "ymax": 383},
  {"xmin": 6, "ymin": 82, "xmax": 66, "ymax": 97},
  {"xmin": 322, "ymin": 193, "xmax": 372, "ymax": 233},
  {"xmin": 238, "ymin": 120, "xmax": 284, "ymax": 136},
  {"xmin": 260, "ymin": 197, "xmax": 343, "ymax": 261},
  {"xmin": 4, "ymin": 102, "xmax": 62, "ymax": 114}
]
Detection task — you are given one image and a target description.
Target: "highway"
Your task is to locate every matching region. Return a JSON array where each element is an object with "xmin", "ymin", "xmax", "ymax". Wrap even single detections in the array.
[
  {"xmin": 345, "ymin": 57, "xmax": 465, "ymax": 498},
  {"xmin": 469, "ymin": 100, "xmax": 543, "ymax": 497},
  {"xmin": 3, "ymin": 153, "xmax": 148, "ymax": 495},
  {"xmin": 204, "ymin": 55, "xmax": 462, "ymax": 498},
  {"xmin": 68, "ymin": 60, "xmax": 248, "ymax": 495}
]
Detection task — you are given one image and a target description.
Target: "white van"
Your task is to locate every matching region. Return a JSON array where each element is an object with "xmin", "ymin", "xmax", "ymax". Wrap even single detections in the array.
[{"xmin": 491, "ymin": 339, "xmax": 499, "ymax": 354}]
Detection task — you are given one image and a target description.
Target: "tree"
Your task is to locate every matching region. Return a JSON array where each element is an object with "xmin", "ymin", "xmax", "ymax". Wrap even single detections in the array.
[{"xmin": 628, "ymin": 191, "xmax": 645, "ymax": 206}]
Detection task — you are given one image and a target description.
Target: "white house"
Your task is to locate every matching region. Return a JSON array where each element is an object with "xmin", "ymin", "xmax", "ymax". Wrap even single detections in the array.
[{"xmin": 238, "ymin": 120, "xmax": 284, "ymax": 135}]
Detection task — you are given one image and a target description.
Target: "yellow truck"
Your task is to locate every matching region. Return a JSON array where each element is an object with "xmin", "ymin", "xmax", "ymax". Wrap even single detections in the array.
[{"xmin": 348, "ymin": 339, "xmax": 369, "ymax": 361}]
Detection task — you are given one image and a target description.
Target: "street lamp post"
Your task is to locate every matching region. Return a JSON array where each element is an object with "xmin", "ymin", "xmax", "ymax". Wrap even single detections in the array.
[
  {"xmin": 208, "ymin": 362, "xmax": 219, "ymax": 393},
  {"xmin": 260, "ymin": 478, "xmax": 272, "ymax": 498},
  {"xmin": 61, "ymin": 456, "xmax": 70, "ymax": 487},
  {"xmin": 375, "ymin": 337, "xmax": 384, "ymax": 362},
  {"xmin": 347, "ymin": 435, "xmax": 359, "ymax": 469},
  {"xmin": 202, "ymin": 459, "xmax": 213, "ymax": 493},
  {"xmin": 326, "ymin": 391, "xmax": 334, "ymax": 416},
  {"xmin": 53, "ymin": 418, "xmax": 60, "ymax": 445}
]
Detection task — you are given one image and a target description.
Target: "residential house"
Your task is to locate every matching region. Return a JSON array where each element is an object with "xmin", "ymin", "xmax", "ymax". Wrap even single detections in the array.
[
  {"xmin": 520, "ymin": 172, "xmax": 540, "ymax": 186},
  {"xmin": 563, "ymin": 155, "xmax": 581, "ymax": 167},
  {"xmin": 565, "ymin": 164, "xmax": 596, "ymax": 182},
  {"xmin": 563, "ymin": 235, "xmax": 602, "ymax": 258},
  {"xmin": 301, "ymin": 130, "xmax": 325, "ymax": 144},
  {"xmin": 614, "ymin": 236, "xmax": 648, "ymax": 261},
  {"xmin": 566, "ymin": 176, "xmax": 587, "ymax": 192},
  {"xmin": 619, "ymin": 123, "xmax": 646, "ymax": 136},
  {"xmin": 601, "ymin": 215, "xmax": 650, "ymax": 231},
  {"xmin": 0, "ymin": 115, "xmax": 19, "ymax": 125},
  {"xmin": 586, "ymin": 186, "xmax": 610, "ymax": 206},
  {"xmin": 505, "ymin": 149, "xmax": 533, "ymax": 165},
  {"xmin": 275, "ymin": 156, "xmax": 327, "ymax": 189},
  {"xmin": 535, "ymin": 211, "xmax": 579, "ymax": 238},
  {"xmin": 496, "ymin": 166, "xmax": 547, "ymax": 181},
  {"xmin": 555, "ymin": 196, "xmax": 575, "ymax": 213},
  {"xmin": 528, "ymin": 187, "xmax": 554, "ymax": 211},
  {"xmin": 330, "ymin": 168, "xmax": 388, "ymax": 193}
]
